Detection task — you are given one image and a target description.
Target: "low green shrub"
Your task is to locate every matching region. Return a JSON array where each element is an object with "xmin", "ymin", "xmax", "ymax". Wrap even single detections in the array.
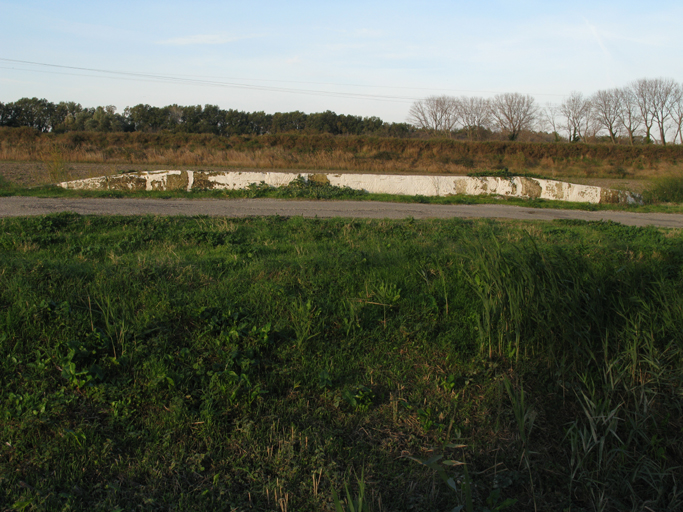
[{"xmin": 643, "ymin": 175, "xmax": 683, "ymax": 204}]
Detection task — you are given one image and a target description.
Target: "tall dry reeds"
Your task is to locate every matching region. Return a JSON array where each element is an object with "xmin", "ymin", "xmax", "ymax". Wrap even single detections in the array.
[{"xmin": 3, "ymin": 128, "xmax": 683, "ymax": 178}]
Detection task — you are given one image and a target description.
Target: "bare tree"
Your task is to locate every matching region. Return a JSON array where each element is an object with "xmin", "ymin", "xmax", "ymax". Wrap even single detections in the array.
[
  {"xmin": 456, "ymin": 96, "xmax": 491, "ymax": 140},
  {"xmin": 488, "ymin": 93, "xmax": 537, "ymax": 141},
  {"xmin": 616, "ymin": 87, "xmax": 642, "ymax": 145},
  {"xmin": 631, "ymin": 79, "xmax": 657, "ymax": 143},
  {"xmin": 582, "ymin": 114, "xmax": 602, "ymax": 142},
  {"xmin": 591, "ymin": 89, "xmax": 622, "ymax": 143},
  {"xmin": 407, "ymin": 96, "xmax": 460, "ymax": 137},
  {"xmin": 560, "ymin": 92, "xmax": 592, "ymax": 142},
  {"xmin": 648, "ymin": 77, "xmax": 678, "ymax": 144},
  {"xmin": 670, "ymin": 83, "xmax": 683, "ymax": 144},
  {"xmin": 539, "ymin": 103, "xmax": 562, "ymax": 141}
]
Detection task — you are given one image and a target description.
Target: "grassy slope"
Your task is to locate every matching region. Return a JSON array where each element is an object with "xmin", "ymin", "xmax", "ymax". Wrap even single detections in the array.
[
  {"xmin": 3, "ymin": 128, "xmax": 683, "ymax": 182},
  {"xmin": 1, "ymin": 214, "xmax": 682, "ymax": 511}
]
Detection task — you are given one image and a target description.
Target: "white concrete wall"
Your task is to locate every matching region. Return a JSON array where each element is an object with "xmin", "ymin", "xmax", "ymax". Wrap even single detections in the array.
[
  {"xmin": 325, "ymin": 174, "xmax": 607, "ymax": 203},
  {"xmin": 59, "ymin": 170, "xmax": 642, "ymax": 204},
  {"xmin": 201, "ymin": 171, "xmax": 299, "ymax": 190}
]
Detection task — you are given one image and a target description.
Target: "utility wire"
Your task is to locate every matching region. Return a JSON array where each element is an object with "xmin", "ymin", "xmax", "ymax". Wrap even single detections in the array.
[
  {"xmin": 0, "ymin": 58, "xmax": 418, "ymax": 103},
  {"xmin": 0, "ymin": 57, "xmax": 568, "ymax": 101}
]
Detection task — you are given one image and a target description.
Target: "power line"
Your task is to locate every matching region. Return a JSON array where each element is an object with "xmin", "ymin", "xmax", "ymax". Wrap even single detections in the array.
[
  {"xmin": 0, "ymin": 58, "xmax": 418, "ymax": 103},
  {"xmin": 0, "ymin": 57, "xmax": 568, "ymax": 102},
  {"xmin": 149, "ymin": 71, "xmax": 568, "ymax": 98}
]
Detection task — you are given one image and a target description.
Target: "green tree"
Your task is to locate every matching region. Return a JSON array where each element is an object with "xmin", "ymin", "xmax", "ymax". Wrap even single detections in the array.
[
  {"xmin": 84, "ymin": 106, "xmax": 125, "ymax": 132},
  {"xmin": 307, "ymin": 110, "xmax": 342, "ymax": 134},
  {"xmin": 271, "ymin": 111, "xmax": 308, "ymax": 133},
  {"xmin": 247, "ymin": 111, "xmax": 273, "ymax": 135},
  {"xmin": 124, "ymin": 104, "xmax": 169, "ymax": 132},
  {"xmin": 223, "ymin": 108, "xmax": 251, "ymax": 135},
  {"xmin": 51, "ymin": 102, "xmax": 84, "ymax": 133},
  {"xmin": 3, "ymin": 97, "xmax": 55, "ymax": 131}
]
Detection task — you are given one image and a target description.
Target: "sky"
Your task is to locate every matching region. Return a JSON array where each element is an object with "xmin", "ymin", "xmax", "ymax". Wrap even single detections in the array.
[{"xmin": 1, "ymin": 0, "xmax": 682, "ymax": 123}]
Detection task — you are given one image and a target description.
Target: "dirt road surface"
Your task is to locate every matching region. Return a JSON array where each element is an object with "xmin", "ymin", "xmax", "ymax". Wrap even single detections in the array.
[{"xmin": 1, "ymin": 197, "xmax": 683, "ymax": 228}]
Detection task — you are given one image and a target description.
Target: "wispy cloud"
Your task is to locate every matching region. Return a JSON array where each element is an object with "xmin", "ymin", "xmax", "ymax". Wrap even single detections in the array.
[
  {"xmin": 157, "ymin": 33, "xmax": 249, "ymax": 46},
  {"xmin": 584, "ymin": 20, "xmax": 611, "ymax": 60}
]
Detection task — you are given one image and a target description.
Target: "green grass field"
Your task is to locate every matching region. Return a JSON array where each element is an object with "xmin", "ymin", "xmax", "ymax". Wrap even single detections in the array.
[{"xmin": 2, "ymin": 213, "xmax": 682, "ymax": 511}]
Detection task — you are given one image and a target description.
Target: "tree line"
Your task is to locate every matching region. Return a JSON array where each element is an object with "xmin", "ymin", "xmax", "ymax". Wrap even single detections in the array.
[
  {"xmin": 409, "ymin": 78, "xmax": 683, "ymax": 145},
  {"xmin": 0, "ymin": 99, "xmax": 414, "ymax": 137},
  {"xmin": 4, "ymin": 78, "xmax": 683, "ymax": 144}
]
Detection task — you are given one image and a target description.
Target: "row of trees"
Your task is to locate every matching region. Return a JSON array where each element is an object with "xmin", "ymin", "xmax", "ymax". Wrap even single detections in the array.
[
  {"xmin": 408, "ymin": 94, "xmax": 536, "ymax": 142},
  {"xmin": 408, "ymin": 78, "xmax": 683, "ymax": 145},
  {"xmin": 0, "ymin": 99, "xmax": 414, "ymax": 137},
  {"xmin": 4, "ymin": 78, "xmax": 682, "ymax": 144}
]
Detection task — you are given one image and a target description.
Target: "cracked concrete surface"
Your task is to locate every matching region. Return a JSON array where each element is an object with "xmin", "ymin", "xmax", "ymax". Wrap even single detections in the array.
[{"xmin": 59, "ymin": 170, "xmax": 643, "ymax": 205}]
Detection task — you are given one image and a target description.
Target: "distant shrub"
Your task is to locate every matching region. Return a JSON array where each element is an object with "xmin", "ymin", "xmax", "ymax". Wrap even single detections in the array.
[
  {"xmin": 372, "ymin": 150, "xmax": 399, "ymax": 161},
  {"xmin": 643, "ymin": 175, "xmax": 683, "ymax": 204}
]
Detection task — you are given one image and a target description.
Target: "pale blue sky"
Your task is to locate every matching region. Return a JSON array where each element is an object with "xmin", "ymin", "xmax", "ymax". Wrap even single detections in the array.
[{"xmin": 1, "ymin": 0, "xmax": 681, "ymax": 122}]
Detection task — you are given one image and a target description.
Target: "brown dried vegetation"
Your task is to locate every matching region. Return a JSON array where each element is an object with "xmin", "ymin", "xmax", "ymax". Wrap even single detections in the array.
[{"xmin": 2, "ymin": 128, "xmax": 683, "ymax": 180}]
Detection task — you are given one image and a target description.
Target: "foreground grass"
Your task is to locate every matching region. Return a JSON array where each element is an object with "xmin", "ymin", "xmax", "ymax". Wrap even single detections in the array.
[{"xmin": 1, "ymin": 214, "xmax": 683, "ymax": 511}]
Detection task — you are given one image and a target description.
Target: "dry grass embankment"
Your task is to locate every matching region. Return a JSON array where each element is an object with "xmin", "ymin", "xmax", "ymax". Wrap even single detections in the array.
[{"xmin": 2, "ymin": 128, "xmax": 683, "ymax": 189}]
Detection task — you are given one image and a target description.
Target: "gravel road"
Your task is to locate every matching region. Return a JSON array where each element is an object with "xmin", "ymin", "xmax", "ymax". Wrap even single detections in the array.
[{"xmin": 2, "ymin": 197, "xmax": 683, "ymax": 228}]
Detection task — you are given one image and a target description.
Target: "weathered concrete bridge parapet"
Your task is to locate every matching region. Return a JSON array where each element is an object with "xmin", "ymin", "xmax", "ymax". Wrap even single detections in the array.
[{"xmin": 59, "ymin": 170, "xmax": 643, "ymax": 205}]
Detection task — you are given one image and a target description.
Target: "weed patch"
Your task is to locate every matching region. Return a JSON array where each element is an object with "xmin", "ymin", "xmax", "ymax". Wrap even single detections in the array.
[
  {"xmin": 643, "ymin": 174, "xmax": 683, "ymax": 204},
  {"xmin": 1, "ymin": 215, "xmax": 682, "ymax": 510}
]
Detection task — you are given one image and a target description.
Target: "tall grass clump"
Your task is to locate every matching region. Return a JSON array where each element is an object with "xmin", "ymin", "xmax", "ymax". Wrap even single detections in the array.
[
  {"xmin": 462, "ymin": 226, "xmax": 683, "ymax": 510},
  {"xmin": 565, "ymin": 365, "xmax": 683, "ymax": 511},
  {"xmin": 643, "ymin": 175, "xmax": 683, "ymax": 204},
  {"xmin": 44, "ymin": 145, "xmax": 72, "ymax": 184},
  {"xmin": 462, "ymin": 232, "xmax": 616, "ymax": 365},
  {"xmin": 0, "ymin": 175, "xmax": 17, "ymax": 194},
  {"xmin": 461, "ymin": 229, "xmax": 681, "ymax": 374}
]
